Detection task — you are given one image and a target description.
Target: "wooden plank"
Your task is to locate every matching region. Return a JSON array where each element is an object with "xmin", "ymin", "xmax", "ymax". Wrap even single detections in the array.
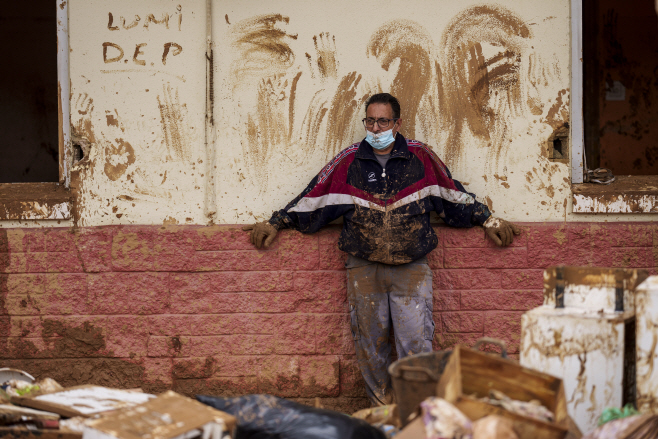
[
  {"xmin": 0, "ymin": 183, "xmax": 72, "ymax": 221},
  {"xmin": 8, "ymin": 398, "xmax": 80, "ymax": 420},
  {"xmin": 0, "ymin": 428, "xmax": 81, "ymax": 439}
]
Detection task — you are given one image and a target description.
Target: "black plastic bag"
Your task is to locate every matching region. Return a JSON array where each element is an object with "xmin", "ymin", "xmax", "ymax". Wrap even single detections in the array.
[{"xmin": 196, "ymin": 394, "xmax": 386, "ymax": 439}]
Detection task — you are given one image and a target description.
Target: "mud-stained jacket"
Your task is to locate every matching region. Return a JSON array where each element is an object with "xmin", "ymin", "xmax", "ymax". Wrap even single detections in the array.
[{"xmin": 269, "ymin": 133, "xmax": 492, "ymax": 265}]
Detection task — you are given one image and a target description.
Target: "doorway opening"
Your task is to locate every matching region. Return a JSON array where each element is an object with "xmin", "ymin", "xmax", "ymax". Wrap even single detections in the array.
[{"xmin": 583, "ymin": 0, "xmax": 658, "ymax": 175}]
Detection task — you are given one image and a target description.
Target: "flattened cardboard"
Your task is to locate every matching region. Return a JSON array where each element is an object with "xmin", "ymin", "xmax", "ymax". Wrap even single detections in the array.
[
  {"xmin": 12, "ymin": 386, "xmax": 154, "ymax": 418},
  {"xmin": 82, "ymin": 391, "xmax": 236, "ymax": 439}
]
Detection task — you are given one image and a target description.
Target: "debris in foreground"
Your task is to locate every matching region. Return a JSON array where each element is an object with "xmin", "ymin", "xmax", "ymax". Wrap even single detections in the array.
[
  {"xmin": 196, "ymin": 393, "xmax": 385, "ymax": 439},
  {"xmin": 352, "ymin": 405, "xmax": 400, "ymax": 438},
  {"xmin": 83, "ymin": 391, "xmax": 235, "ymax": 439},
  {"xmin": 12, "ymin": 385, "xmax": 155, "ymax": 418}
]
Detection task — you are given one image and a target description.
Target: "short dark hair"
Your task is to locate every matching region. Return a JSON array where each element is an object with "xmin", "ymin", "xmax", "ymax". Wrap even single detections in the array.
[{"xmin": 365, "ymin": 93, "xmax": 400, "ymax": 119}]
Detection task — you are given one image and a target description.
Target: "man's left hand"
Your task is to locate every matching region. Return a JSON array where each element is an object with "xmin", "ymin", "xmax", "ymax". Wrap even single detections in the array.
[{"xmin": 483, "ymin": 217, "xmax": 521, "ymax": 247}]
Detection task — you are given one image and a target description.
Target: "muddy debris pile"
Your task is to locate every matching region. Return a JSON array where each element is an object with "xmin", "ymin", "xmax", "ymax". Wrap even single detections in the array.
[
  {"xmin": 3, "ymin": 323, "xmax": 658, "ymax": 439},
  {"xmin": 0, "ymin": 370, "xmax": 236, "ymax": 439}
]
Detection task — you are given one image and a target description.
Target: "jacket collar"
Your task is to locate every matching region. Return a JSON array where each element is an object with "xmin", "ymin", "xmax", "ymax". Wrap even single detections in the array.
[{"xmin": 355, "ymin": 133, "xmax": 412, "ymax": 161}]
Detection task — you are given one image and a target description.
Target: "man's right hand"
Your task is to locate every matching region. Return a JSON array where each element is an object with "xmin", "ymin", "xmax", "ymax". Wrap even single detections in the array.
[{"xmin": 242, "ymin": 221, "xmax": 278, "ymax": 249}]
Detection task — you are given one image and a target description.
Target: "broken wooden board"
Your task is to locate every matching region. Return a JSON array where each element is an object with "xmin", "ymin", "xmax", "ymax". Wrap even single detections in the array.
[
  {"xmin": 0, "ymin": 404, "xmax": 60, "ymax": 421},
  {"xmin": 437, "ymin": 345, "xmax": 568, "ymax": 439}
]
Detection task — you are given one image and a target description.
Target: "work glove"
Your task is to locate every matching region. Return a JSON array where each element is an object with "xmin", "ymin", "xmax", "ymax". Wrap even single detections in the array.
[
  {"xmin": 242, "ymin": 221, "xmax": 278, "ymax": 249},
  {"xmin": 483, "ymin": 217, "xmax": 521, "ymax": 247}
]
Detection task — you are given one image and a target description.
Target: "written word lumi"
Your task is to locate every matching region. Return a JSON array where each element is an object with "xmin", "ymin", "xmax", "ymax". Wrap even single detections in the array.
[{"xmin": 107, "ymin": 6, "xmax": 183, "ymax": 32}]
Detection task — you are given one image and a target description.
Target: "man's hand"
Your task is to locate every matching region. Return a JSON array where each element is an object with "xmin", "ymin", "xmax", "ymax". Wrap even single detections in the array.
[
  {"xmin": 242, "ymin": 221, "xmax": 278, "ymax": 249},
  {"xmin": 483, "ymin": 217, "xmax": 521, "ymax": 247}
]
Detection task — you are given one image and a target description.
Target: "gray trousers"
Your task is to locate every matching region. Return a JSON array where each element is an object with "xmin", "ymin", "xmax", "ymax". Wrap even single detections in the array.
[{"xmin": 346, "ymin": 256, "xmax": 435, "ymax": 406}]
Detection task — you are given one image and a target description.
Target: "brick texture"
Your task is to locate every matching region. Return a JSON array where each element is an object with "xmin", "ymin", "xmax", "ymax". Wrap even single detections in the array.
[{"xmin": 1, "ymin": 222, "xmax": 656, "ymax": 413}]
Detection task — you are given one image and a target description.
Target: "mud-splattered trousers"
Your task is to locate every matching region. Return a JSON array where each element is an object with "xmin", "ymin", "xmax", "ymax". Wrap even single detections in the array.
[{"xmin": 346, "ymin": 255, "xmax": 434, "ymax": 406}]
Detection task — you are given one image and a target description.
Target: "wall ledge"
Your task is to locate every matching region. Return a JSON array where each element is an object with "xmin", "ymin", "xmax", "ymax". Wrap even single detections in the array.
[
  {"xmin": 0, "ymin": 183, "xmax": 72, "ymax": 220},
  {"xmin": 572, "ymin": 176, "xmax": 658, "ymax": 213}
]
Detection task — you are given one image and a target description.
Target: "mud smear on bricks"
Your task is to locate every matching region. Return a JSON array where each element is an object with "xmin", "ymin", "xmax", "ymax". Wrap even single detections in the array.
[
  {"xmin": 169, "ymin": 336, "xmax": 183, "ymax": 354},
  {"xmin": 42, "ymin": 319, "xmax": 106, "ymax": 357},
  {"xmin": 172, "ymin": 357, "xmax": 217, "ymax": 379},
  {"xmin": 4, "ymin": 316, "xmax": 146, "ymax": 389}
]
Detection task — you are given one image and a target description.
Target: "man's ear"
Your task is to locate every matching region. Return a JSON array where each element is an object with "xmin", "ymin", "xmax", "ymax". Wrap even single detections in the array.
[{"xmin": 394, "ymin": 118, "xmax": 402, "ymax": 135}]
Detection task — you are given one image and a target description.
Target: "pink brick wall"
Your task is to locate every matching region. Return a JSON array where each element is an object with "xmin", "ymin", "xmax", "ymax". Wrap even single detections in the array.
[{"xmin": 0, "ymin": 223, "xmax": 655, "ymax": 413}]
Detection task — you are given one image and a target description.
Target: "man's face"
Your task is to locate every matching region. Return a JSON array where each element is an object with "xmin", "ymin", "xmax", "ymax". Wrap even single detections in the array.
[{"xmin": 366, "ymin": 103, "xmax": 402, "ymax": 136}]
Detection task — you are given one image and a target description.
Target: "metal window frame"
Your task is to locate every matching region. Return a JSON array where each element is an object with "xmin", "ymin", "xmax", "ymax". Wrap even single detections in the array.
[
  {"xmin": 571, "ymin": 0, "xmax": 584, "ymax": 184},
  {"xmin": 57, "ymin": 0, "xmax": 71, "ymax": 188}
]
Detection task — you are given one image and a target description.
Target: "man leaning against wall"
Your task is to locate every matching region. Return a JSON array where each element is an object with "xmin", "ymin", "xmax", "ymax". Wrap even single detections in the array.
[{"xmin": 243, "ymin": 93, "xmax": 520, "ymax": 406}]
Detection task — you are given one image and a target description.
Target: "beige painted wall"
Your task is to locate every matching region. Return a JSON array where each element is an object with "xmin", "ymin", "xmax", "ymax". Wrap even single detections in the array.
[
  {"xmin": 68, "ymin": 0, "xmax": 207, "ymax": 226},
  {"xmin": 5, "ymin": 0, "xmax": 655, "ymax": 229},
  {"xmin": 212, "ymin": 0, "xmax": 573, "ymax": 223}
]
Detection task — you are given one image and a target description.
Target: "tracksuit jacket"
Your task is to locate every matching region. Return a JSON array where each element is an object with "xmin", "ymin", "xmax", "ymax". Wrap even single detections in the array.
[{"xmin": 268, "ymin": 133, "xmax": 492, "ymax": 265}]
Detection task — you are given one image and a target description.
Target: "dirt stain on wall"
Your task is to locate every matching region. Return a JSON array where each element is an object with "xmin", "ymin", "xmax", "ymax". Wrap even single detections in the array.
[
  {"xmin": 288, "ymin": 71, "xmax": 303, "ymax": 140},
  {"xmin": 245, "ymin": 74, "xmax": 293, "ymax": 186},
  {"xmin": 544, "ymin": 88, "xmax": 570, "ymax": 129},
  {"xmin": 106, "ymin": 110, "xmax": 120, "ymax": 128},
  {"xmin": 324, "ymin": 72, "xmax": 364, "ymax": 157},
  {"xmin": 367, "ymin": 20, "xmax": 435, "ymax": 140},
  {"xmin": 104, "ymin": 138, "xmax": 136, "ymax": 181},
  {"xmin": 70, "ymin": 93, "xmax": 99, "ymax": 225},
  {"xmin": 230, "ymin": 14, "xmax": 297, "ymax": 90},
  {"xmin": 313, "ymin": 33, "xmax": 339, "ymax": 80},
  {"xmin": 226, "ymin": 5, "xmax": 566, "ymax": 199},
  {"xmin": 157, "ymin": 84, "xmax": 190, "ymax": 161},
  {"xmin": 441, "ymin": 5, "xmax": 531, "ymax": 168}
]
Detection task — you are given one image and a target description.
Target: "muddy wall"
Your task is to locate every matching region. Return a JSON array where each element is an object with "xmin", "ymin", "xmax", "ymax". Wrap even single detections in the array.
[
  {"xmin": 212, "ymin": 0, "xmax": 575, "ymax": 224},
  {"xmin": 0, "ymin": 0, "xmax": 651, "ymax": 230},
  {"xmin": 67, "ymin": 0, "xmax": 208, "ymax": 226},
  {"xmin": 2, "ymin": 223, "xmax": 655, "ymax": 413}
]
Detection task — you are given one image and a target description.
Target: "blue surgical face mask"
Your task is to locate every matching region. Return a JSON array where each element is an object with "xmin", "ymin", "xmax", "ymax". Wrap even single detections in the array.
[{"xmin": 365, "ymin": 129, "xmax": 396, "ymax": 150}]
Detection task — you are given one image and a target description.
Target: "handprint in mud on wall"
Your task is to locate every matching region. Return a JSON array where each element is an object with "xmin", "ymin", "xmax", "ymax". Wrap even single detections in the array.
[
  {"xmin": 230, "ymin": 5, "xmax": 563, "ymax": 192},
  {"xmin": 307, "ymin": 32, "xmax": 339, "ymax": 81},
  {"xmin": 71, "ymin": 93, "xmax": 136, "ymax": 182},
  {"xmin": 230, "ymin": 17, "xmax": 373, "ymax": 184},
  {"xmin": 245, "ymin": 74, "xmax": 295, "ymax": 184}
]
